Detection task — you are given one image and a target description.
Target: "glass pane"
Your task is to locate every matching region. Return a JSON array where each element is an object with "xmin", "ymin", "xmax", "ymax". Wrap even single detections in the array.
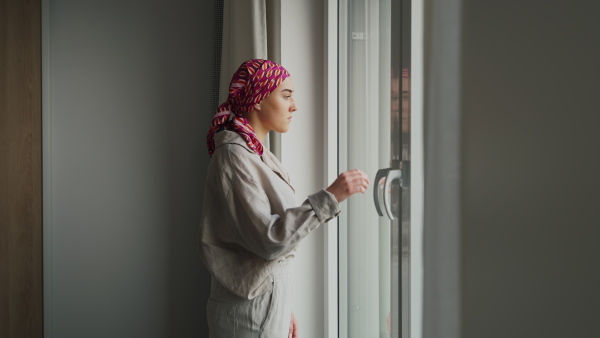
[{"xmin": 338, "ymin": 0, "xmax": 409, "ymax": 337}]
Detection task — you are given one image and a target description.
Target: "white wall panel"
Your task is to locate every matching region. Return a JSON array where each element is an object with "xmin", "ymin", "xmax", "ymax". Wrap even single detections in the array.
[{"xmin": 280, "ymin": 0, "xmax": 326, "ymax": 337}]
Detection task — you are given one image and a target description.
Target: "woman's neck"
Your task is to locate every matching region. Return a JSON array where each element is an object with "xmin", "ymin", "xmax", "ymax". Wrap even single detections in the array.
[{"xmin": 244, "ymin": 112, "xmax": 269, "ymax": 144}]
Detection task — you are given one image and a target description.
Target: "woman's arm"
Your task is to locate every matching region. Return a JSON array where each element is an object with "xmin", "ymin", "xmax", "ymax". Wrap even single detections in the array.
[
  {"xmin": 228, "ymin": 173, "xmax": 338, "ymax": 260},
  {"xmin": 223, "ymin": 149, "xmax": 370, "ymax": 261}
]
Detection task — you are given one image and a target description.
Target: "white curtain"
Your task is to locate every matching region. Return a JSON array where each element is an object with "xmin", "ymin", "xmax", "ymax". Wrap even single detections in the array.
[{"xmin": 219, "ymin": 0, "xmax": 282, "ymax": 155}]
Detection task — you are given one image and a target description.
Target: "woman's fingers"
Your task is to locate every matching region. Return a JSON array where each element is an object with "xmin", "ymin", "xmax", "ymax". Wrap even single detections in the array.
[
  {"xmin": 342, "ymin": 169, "xmax": 370, "ymax": 183},
  {"xmin": 346, "ymin": 170, "xmax": 370, "ymax": 191},
  {"xmin": 326, "ymin": 169, "xmax": 370, "ymax": 202}
]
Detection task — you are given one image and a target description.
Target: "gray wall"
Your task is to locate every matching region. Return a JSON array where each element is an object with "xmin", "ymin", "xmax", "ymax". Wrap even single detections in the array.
[
  {"xmin": 44, "ymin": 0, "xmax": 213, "ymax": 336},
  {"xmin": 460, "ymin": 1, "xmax": 600, "ymax": 337}
]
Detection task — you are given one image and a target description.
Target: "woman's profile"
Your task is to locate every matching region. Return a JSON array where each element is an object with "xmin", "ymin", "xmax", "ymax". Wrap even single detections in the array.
[{"xmin": 199, "ymin": 59, "xmax": 370, "ymax": 338}]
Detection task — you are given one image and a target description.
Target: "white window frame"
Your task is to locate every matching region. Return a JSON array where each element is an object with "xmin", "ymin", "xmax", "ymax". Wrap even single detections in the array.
[
  {"xmin": 323, "ymin": 0, "xmax": 425, "ymax": 337},
  {"xmin": 323, "ymin": 0, "xmax": 339, "ymax": 337}
]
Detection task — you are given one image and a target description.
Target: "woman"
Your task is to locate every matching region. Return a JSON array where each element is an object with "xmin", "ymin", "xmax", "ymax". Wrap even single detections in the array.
[{"xmin": 199, "ymin": 59, "xmax": 370, "ymax": 338}]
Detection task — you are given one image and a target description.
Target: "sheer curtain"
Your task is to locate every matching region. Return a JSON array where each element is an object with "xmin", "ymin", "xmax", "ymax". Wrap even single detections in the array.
[{"xmin": 214, "ymin": 0, "xmax": 281, "ymax": 156}]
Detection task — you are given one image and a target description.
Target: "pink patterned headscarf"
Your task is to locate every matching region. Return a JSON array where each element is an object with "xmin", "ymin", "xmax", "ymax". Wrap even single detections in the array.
[{"xmin": 207, "ymin": 59, "xmax": 290, "ymax": 157}]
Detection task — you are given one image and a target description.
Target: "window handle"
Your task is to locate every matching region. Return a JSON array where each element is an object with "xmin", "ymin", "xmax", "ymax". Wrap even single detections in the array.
[{"xmin": 374, "ymin": 168, "xmax": 402, "ymax": 220}]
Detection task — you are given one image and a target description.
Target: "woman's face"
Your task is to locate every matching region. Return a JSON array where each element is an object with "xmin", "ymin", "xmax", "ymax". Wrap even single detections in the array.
[{"xmin": 256, "ymin": 77, "xmax": 297, "ymax": 134}]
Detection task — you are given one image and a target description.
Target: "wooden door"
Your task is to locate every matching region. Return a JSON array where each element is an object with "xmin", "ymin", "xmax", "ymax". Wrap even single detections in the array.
[{"xmin": 0, "ymin": 0, "xmax": 43, "ymax": 337}]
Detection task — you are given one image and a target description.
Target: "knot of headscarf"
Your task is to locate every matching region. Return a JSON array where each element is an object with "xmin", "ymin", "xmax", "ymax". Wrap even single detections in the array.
[{"xmin": 207, "ymin": 59, "xmax": 290, "ymax": 157}]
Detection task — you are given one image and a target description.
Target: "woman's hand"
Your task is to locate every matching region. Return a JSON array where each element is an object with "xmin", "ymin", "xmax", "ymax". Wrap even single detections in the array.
[
  {"xmin": 289, "ymin": 312, "xmax": 299, "ymax": 338},
  {"xmin": 326, "ymin": 169, "xmax": 370, "ymax": 203}
]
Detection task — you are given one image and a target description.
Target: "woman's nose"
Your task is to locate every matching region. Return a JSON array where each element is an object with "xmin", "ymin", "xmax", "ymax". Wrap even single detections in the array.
[{"xmin": 291, "ymin": 100, "xmax": 298, "ymax": 112}]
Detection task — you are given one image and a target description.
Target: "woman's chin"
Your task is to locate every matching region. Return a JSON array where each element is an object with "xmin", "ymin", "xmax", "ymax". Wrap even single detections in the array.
[{"xmin": 275, "ymin": 126, "xmax": 290, "ymax": 134}]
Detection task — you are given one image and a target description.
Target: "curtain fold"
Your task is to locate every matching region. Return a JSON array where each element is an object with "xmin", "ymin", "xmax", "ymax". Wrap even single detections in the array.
[
  {"xmin": 220, "ymin": 0, "xmax": 268, "ymax": 103},
  {"xmin": 217, "ymin": 0, "xmax": 282, "ymax": 156}
]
